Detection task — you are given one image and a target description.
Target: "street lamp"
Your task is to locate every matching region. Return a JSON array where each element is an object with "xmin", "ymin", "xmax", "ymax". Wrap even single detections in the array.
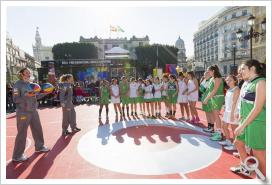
[
  {"xmin": 236, "ymin": 14, "xmax": 266, "ymax": 60},
  {"xmin": 232, "ymin": 43, "xmax": 237, "ymax": 75},
  {"xmin": 64, "ymin": 53, "xmax": 72, "ymax": 74}
]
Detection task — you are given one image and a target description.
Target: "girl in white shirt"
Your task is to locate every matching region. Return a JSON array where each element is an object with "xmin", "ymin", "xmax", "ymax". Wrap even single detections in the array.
[
  {"xmin": 129, "ymin": 77, "xmax": 140, "ymax": 116},
  {"xmin": 153, "ymin": 77, "xmax": 162, "ymax": 117},
  {"xmin": 187, "ymin": 71, "xmax": 200, "ymax": 123},
  {"xmin": 144, "ymin": 79, "xmax": 155, "ymax": 118},
  {"xmin": 177, "ymin": 72, "xmax": 190, "ymax": 121},
  {"xmin": 110, "ymin": 78, "xmax": 122, "ymax": 120},
  {"xmin": 219, "ymin": 75, "xmax": 240, "ymax": 151}
]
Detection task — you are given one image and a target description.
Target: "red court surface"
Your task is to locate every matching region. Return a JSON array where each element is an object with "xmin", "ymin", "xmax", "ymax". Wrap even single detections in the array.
[{"xmin": 5, "ymin": 103, "xmax": 256, "ymax": 179}]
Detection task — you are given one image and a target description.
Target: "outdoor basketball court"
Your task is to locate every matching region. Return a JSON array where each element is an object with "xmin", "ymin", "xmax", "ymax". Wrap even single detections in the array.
[{"xmin": 6, "ymin": 103, "xmax": 255, "ymax": 179}]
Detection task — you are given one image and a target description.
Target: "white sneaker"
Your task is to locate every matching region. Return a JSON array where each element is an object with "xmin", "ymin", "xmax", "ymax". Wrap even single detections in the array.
[
  {"xmin": 218, "ymin": 140, "xmax": 229, "ymax": 145},
  {"xmin": 233, "ymin": 152, "xmax": 240, "ymax": 158},
  {"xmin": 224, "ymin": 144, "xmax": 237, "ymax": 151}
]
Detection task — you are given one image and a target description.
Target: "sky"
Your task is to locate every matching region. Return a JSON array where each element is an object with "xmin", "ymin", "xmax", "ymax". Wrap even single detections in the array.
[{"xmin": 6, "ymin": 5, "xmax": 225, "ymax": 58}]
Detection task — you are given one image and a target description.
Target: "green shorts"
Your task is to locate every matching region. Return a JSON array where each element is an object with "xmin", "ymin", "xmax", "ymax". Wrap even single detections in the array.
[
  {"xmin": 167, "ymin": 91, "xmax": 177, "ymax": 104},
  {"xmin": 153, "ymin": 98, "xmax": 162, "ymax": 102},
  {"xmin": 161, "ymin": 96, "xmax": 168, "ymax": 102},
  {"xmin": 100, "ymin": 98, "xmax": 110, "ymax": 105},
  {"xmin": 137, "ymin": 96, "xmax": 144, "ymax": 103},
  {"xmin": 121, "ymin": 96, "xmax": 130, "ymax": 105},
  {"xmin": 144, "ymin": 98, "xmax": 153, "ymax": 103},
  {"xmin": 130, "ymin": 97, "xmax": 138, "ymax": 104},
  {"xmin": 245, "ymin": 120, "xmax": 266, "ymax": 150}
]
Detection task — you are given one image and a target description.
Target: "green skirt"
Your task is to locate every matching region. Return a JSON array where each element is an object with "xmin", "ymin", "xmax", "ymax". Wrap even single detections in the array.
[
  {"xmin": 153, "ymin": 97, "xmax": 162, "ymax": 102},
  {"xmin": 121, "ymin": 96, "xmax": 130, "ymax": 105},
  {"xmin": 167, "ymin": 91, "xmax": 177, "ymax": 104},
  {"xmin": 210, "ymin": 95, "xmax": 224, "ymax": 111},
  {"xmin": 100, "ymin": 97, "xmax": 110, "ymax": 105},
  {"xmin": 130, "ymin": 97, "xmax": 138, "ymax": 104},
  {"xmin": 137, "ymin": 96, "xmax": 144, "ymax": 103}
]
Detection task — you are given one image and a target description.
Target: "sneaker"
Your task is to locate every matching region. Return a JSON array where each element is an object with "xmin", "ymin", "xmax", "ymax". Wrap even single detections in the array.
[
  {"xmin": 12, "ymin": 154, "xmax": 28, "ymax": 163},
  {"xmin": 178, "ymin": 117, "xmax": 185, "ymax": 121},
  {"xmin": 72, "ymin": 127, "xmax": 81, "ymax": 132},
  {"xmin": 62, "ymin": 130, "xmax": 72, "ymax": 136},
  {"xmin": 224, "ymin": 144, "xmax": 237, "ymax": 151},
  {"xmin": 35, "ymin": 146, "xmax": 50, "ymax": 153},
  {"xmin": 219, "ymin": 139, "xmax": 232, "ymax": 146},
  {"xmin": 203, "ymin": 127, "xmax": 214, "ymax": 133},
  {"xmin": 151, "ymin": 115, "xmax": 156, "ymax": 119},
  {"xmin": 210, "ymin": 132, "xmax": 223, "ymax": 141},
  {"xmin": 131, "ymin": 112, "xmax": 134, "ymax": 116},
  {"xmin": 135, "ymin": 112, "xmax": 138, "ymax": 116},
  {"xmin": 230, "ymin": 164, "xmax": 251, "ymax": 176},
  {"xmin": 233, "ymin": 152, "xmax": 240, "ymax": 158}
]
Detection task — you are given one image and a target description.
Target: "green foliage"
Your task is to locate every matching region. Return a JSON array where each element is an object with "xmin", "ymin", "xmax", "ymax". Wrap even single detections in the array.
[
  {"xmin": 135, "ymin": 44, "xmax": 178, "ymax": 77},
  {"xmin": 52, "ymin": 42, "xmax": 98, "ymax": 60}
]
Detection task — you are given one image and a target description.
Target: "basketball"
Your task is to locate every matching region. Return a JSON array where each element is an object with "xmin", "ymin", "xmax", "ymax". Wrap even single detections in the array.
[
  {"xmin": 41, "ymin": 83, "xmax": 54, "ymax": 93},
  {"xmin": 28, "ymin": 83, "xmax": 41, "ymax": 93}
]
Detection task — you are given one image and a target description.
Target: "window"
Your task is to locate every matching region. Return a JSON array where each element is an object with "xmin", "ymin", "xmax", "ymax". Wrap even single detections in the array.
[
  {"xmin": 224, "ymin": 16, "xmax": 228, "ymax": 21},
  {"xmin": 104, "ymin": 45, "xmax": 108, "ymax": 50},
  {"xmin": 232, "ymin": 12, "xmax": 237, "ymax": 19},
  {"xmin": 123, "ymin": 44, "xmax": 128, "ymax": 49},
  {"xmin": 139, "ymin": 42, "xmax": 143, "ymax": 46},
  {"xmin": 223, "ymin": 65, "xmax": 228, "ymax": 74},
  {"xmin": 45, "ymin": 56, "xmax": 49, "ymax": 60},
  {"xmin": 112, "ymin": 44, "xmax": 119, "ymax": 47},
  {"xmin": 231, "ymin": 33, "xmax": 237, "ymax": 41},
  {"xmin": 242, "ymin": 10, "xmax": 247, "ymax": 16}
]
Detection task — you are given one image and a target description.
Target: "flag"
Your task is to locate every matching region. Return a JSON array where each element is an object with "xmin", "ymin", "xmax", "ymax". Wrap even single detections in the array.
[
  {"xmin": 110, "ymin": 25, "xmax": 117, "ymax": 32},
  {"xmin": 117, "ymin": 25, "xmax": 124, "ymax": 32}
]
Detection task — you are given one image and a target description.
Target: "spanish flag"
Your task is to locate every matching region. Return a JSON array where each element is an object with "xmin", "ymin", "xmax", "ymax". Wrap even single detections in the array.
[{"xmin": 110, "ymin": 25, "xmax": 117, "ymax": 32}]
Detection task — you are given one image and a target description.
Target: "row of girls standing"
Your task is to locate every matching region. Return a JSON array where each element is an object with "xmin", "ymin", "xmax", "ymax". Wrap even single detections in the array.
[
  {"xmin": 97, "ymin": 72, "xmax": 201, "ymax": 124},
  {"xmin": 200, "ymin": 61, "xmax": 266, "ymax": 178}
]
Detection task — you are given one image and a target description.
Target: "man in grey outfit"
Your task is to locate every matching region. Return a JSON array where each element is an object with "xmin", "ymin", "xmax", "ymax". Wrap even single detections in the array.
[{"xmin": 12, "ymin": 68, "xmax": 50, "ymax": 162}]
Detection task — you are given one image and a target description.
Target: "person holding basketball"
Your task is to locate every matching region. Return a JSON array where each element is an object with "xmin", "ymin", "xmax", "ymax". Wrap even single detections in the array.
[{"xmin": 12, "ymin": 68, "xmax": 50, "ymax": 162}]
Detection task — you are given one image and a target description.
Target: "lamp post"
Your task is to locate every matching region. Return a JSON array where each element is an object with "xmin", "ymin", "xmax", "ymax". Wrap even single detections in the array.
[
  {"xmin": 65, "ymin": 53, "xmax": 72, "ymax": 74},
  {"xmin": 236, "ymin": 14, "xmax": 266, "ymax": 60},
  {"xmin": 232, "ymin": 43, "xmax": 237, "ymax": 75}
]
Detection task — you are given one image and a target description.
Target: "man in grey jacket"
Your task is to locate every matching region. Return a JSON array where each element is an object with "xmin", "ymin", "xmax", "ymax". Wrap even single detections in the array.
[{"xmin": 12, "ymin": 68, "xmax": 50, "ymax": 163}]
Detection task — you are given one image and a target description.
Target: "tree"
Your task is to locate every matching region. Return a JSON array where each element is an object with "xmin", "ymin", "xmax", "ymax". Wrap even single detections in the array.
[
  {"xmin": 135, "ymin": 44, "xmax": 178, "ymax": 77},
  {"xmin": 52, "ymin": 42, "xmax": 98, "ymax": 60}
]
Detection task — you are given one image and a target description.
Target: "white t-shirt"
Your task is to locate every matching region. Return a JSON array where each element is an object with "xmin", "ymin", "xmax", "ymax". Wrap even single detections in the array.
[
  {"xmin": 162, "ymin": 81, "xmax": 168, "ymax": 96},
  {"xmin": 153, "ymin": 83, "xmax": 162, "ymax": 98},
  {"xmin": 111, "ymin": 84, "xmax": 119, "ymax": 97},
  {"xmin": 144, "ymin": 85, "xmax": 154, "ymax": 99},
  {"xmin": 225, "ymin": 86, "xmax": 238, "ymax": 112},
  {"xmin": 178, "ymin": 79, "xmax": 187, "ymax": 95},
  {"xmin": 130, "ymin": 82, "xmax": 140, "ymax": 98}
]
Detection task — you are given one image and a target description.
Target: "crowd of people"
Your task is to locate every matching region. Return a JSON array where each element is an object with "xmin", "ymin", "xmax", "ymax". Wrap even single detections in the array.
[{"xmin": 10, "ymin": 59, "xmax": 266, "ymax": 179}]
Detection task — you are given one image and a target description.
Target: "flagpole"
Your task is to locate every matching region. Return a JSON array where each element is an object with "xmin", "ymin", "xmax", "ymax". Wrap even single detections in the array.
[{"xmin": 156, "ymin": 45, "xmax": 158, "ymax": 69}]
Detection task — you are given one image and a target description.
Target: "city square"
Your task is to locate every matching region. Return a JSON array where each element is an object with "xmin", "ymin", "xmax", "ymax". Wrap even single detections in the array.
[{"xmin": 1, "ymin": 1, "xmax": 271, "ymax": 184}]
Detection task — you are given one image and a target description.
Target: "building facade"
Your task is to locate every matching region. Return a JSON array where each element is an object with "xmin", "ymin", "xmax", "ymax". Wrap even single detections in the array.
[
  {"xmin": 252, "ymin": 6, "xmax": 266, "ymax": 63},
  {"xmin": 175, "ymin": 36, "xmax": 187, "ymax": 68},
  {"xmin": 193, "ymin": 13, "xmax": 219, "ymax": 75},
  {"xmin": 6, "ymin": 34, "xmax": 40, "ymax": 83},
  {"xmin": 218, "ymin": 6, "xmax": 252, "ymax": 75},
  {"xmin": 194, "ymin": 6, "xmax": 266, "ymax": 76},
  {"xmin": 79, "ymin": 35, "xmax": 150, "ymax": 60},
  {"xmin": 32, "ymin": 27, "xmax": 54, "ymax": 63}
]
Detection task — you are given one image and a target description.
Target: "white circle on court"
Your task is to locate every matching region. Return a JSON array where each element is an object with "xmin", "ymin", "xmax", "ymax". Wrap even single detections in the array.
[{"xmin": 77, "ymin": 119, "xmax": 222, "ymax": 175}]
